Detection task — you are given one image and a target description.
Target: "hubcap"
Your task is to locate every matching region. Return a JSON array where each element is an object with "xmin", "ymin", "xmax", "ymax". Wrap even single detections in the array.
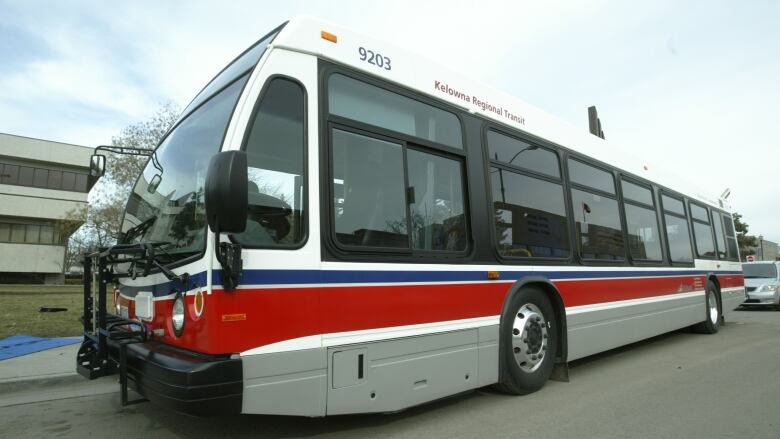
[
  {"xmin": 708, "ymin": 292, "xmax": 719, "ymax": 325},
  {"xmin": 511, "ymin": 303, "xmax": 549, "ymax": 373}
]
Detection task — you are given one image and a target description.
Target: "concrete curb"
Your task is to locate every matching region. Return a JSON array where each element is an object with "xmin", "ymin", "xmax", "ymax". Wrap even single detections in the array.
[{"xmin": 0, "ymin": 372, "xmax": 85, "ymax": 394}]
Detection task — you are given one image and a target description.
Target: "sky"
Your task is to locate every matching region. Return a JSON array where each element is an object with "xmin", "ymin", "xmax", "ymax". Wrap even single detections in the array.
[{"xmin": 1, "ymin": 0, "xmax": 778, "ymax": 242}]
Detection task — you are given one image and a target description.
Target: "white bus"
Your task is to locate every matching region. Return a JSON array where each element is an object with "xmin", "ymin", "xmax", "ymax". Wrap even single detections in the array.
[{"xmin": 77, "ymin": 17, "xmax": 745, "ymax": 416}]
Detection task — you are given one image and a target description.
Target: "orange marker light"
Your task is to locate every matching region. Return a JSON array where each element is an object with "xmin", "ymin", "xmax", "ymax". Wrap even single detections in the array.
[
  {"xmin": 321, "ymin": 30, "xmax": 338, "ymax": 43},
  {"xmin": 222, "ymin": 313, "xmax": 247, "ymax": 322},
  {"xmin": 487, "ymin": 271, "xmax": 501, "ymax": 280},
  {"xmin": 194, "ymin": 290, "xmax": 204, "ymax": 317}
]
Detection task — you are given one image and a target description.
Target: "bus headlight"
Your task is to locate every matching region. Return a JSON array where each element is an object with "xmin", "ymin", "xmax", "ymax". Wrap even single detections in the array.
[{"xmin": 172, "ymin": 292, "xmax": 185, "ymax": 336}]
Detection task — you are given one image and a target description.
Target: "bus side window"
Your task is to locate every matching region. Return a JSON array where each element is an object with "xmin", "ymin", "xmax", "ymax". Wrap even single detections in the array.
[
  {"xmin": 661, "ymin": 194, "xmax": 693, "ymax": 264},
  {"xmin": 234, "ymin": 78, "xmax": 306, "ymax": 247}
]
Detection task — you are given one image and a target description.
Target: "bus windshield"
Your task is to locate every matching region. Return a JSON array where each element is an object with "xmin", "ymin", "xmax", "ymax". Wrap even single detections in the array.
[{"xmin": 120, "ymin": 74, "xmax": 248, "ymax": 260}]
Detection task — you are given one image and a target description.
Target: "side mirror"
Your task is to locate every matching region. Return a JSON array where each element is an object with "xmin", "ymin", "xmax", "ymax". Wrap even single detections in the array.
[
  {"xmin": 89, "ymin": 154, "xmax": 106, "ymax": 177},
  {"xmin": 147, "ymin": 174, "xmax": 162, "ymax": 194},
  {"xmin": 205, "ymin": 151, "xmax": 248, "ymax": 291},
  {"xmin": 205, "ymin": 151, "xmax": 248, "ymax": 234}
]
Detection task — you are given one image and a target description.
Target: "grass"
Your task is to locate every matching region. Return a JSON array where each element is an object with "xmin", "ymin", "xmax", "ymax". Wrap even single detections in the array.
[{"xmin": 0, "ymin": 286, "xmax": 107, "ymax": 339}]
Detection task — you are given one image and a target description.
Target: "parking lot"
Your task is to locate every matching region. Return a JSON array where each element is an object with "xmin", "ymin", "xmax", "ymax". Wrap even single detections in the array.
[{"xmin": 1, "ymin": 308, "xmax": 778, "ymax": 439}]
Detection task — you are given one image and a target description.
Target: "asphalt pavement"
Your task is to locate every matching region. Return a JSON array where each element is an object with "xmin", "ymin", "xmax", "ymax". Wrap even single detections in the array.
[{"xmin": 1, "ymin": 309, "xmax": 779, "ymax": 439}]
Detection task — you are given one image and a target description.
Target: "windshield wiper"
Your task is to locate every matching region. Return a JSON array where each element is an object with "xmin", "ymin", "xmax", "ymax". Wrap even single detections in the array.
[
  {"xmin": 124, "ymin": 242, "xmax": 191, "ymax": 289},
  {"xmin": 121, "ymin": 216, "xmax": 157, "ymax": 243}
]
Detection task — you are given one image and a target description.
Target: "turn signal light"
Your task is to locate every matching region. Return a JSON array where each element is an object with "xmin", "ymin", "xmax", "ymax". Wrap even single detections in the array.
[{"xmin": 487, "ymin": 271, "xmax": 501, "ymax": 280}]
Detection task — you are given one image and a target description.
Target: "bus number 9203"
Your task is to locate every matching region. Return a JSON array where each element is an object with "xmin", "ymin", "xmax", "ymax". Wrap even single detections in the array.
[{"xmin": 358, "ymin": 46, "xmax": 391, "ymax": 71}]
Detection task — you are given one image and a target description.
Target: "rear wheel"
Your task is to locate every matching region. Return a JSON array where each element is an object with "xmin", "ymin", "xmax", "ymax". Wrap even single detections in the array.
[
  {"xmin": 693, "ymin": 280, "xmax": 721, "ymax": 334},
  {"xmin": 495, "ymin": 287, "xmax": 558, "ymax": 395}
]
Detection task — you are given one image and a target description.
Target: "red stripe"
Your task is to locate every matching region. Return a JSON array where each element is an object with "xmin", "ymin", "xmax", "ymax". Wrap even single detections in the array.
[{"xmin": 124, "ymin": 273, "xmax": 740, "ymax": 355}]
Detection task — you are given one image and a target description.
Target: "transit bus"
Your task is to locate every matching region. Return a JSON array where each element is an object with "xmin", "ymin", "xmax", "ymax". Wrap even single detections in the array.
[{"xmin": 77, "ymin": 17, "xmax": 745, "ymax": 416}]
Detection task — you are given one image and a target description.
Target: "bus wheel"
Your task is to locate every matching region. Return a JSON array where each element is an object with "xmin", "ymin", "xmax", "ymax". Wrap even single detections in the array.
[
  {"xmin": 496, "ymin": 287, "xmax": 557, "ymax": 395},
  {"xmin": 693, "ymin": 281, "xmax": 721, "ymax": 334}
]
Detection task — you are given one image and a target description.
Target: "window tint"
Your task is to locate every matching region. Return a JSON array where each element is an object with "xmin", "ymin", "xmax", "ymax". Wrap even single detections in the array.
[
  {"xmin": 47, "ymin": 170, "xmax": 62, "ymax": 190},
  {"xmin": 487, "ymin": 131, "xmax": 559, "ymax": 178},
  {"xmin": 233, "ymin": 79, "xmax": 306, "ymax": 248},
  {"xmin": 1, "ymin": 164, "xmax": 19, "ymax": 184},
  {"xmin": 329, "ymin": 74, "xmax": 462, "ymax": 148},
  {"xmin": 183, "ymin": 28, "xmax": 278, "ymax": 118},
  {"xmin": 712, "ymin": 213, "xmax": 727, "ymax": 259},
  {"xmin": 693, "ymin": 222, "xmax": 715, "ymax": 257},
  {"xmin": 25, "ymin": 224, "xmax": 40, "ymax": 243},
  {"xmin": 624, "ymin": 203, "xmax": 662, "ymax": 261},
  {"xmin": 332, "ymin": 129, "xmax": 408, "ymax": 248},
  {"xmin": 571, "ymin": 188, "xmax": 624, "ymax": 260},
  {"xmin": 19, "ymin": 167, "xmax": 33, "ymax": 186},
  {"xmin": 491, "ymin": 168, "xmax": 570, "ymax": 258},
  {"xmin": 39, "ymin": 225, "xmax": 54, "ymax": 244},
  {"xmin": 75, "ymin": 174, "xmax": 88, "ymax": 192},
  {"xmin": 665, "ymin": 214, "xmax": 693, "ymax": 263},
  {"xmin": 407, "ymin": 150, "xmax": 467, "ymax": 252},
  {"xmin": 62, "ymin": 172, "xmax": 76, "ymax": 191},
  {"xmin": 10, "ymin": 224, "xmax": 25, "ymax": 243},
  {"xmin": 621, "ymin": 180, "xmax": 653, "ymax": 206},
  {"xmin": 568, "ymin": 159, "xmax": 615, "ymax": 194},
  {"xmin": 690, "ymin": 204, "xmax": 709, "ymax": 223},
  {"xmin": 723, "ymin": 214, "xmax": 739, "ymax": 260},
  {"xmin": 33, "ymin": 168, "xmax": 47, "ymax": 187},
  {"xmin": 662, "ymin": 195, "xmax": 685, "ymax": 215},
  {"xmin": 723, "ymin": 214, "xmax": 736, "ymax": 237}
]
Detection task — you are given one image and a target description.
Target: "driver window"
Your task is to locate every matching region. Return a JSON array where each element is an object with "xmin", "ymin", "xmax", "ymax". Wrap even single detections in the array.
[{"xmin": 233, "ymin": 78, "xmax": 306, "ymax": 247}]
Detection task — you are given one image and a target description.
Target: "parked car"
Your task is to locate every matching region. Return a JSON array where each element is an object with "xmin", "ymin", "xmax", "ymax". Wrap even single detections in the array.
[{"xmin": 742, "ymin": 261, "xmax": 780, "ymax": 309}]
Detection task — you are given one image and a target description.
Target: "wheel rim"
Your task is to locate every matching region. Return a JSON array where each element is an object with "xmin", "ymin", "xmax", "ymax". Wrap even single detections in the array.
[
  {"xmin": 708, "ymin": 292, "xmax": 719, "ymax": 325},
  {"xmin": 511, "ymin": 303, "xmax": 549, "ymax": 373}
]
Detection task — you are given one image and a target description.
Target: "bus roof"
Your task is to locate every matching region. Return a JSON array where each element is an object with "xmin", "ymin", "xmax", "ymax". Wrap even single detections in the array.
[{"xmin": 271, "ymin": 16, "xmax": 730, "ymax": 212}]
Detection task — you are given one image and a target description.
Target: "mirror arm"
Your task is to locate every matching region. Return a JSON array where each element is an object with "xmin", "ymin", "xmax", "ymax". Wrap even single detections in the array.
[{"xmin": 213, "ymin": 222, "xmax": 242, "ymax": 292}]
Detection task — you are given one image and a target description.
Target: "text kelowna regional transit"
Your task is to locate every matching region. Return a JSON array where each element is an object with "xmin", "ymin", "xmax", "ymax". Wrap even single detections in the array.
[{"xmin": 434, "ymin": 80, "xmax": 526, "ymax": 125}]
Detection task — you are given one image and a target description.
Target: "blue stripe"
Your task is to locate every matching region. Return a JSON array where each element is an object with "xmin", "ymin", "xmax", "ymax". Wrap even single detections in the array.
[{"xmin": 118, "ymin": 268, "xmax": 742, "ymax": 298}]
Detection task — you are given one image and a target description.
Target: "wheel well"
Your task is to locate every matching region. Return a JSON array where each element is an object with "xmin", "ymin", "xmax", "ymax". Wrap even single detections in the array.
[
  {"xmin": 708, "ymin": 274, "xmax": 723, "ymax": 311},
  {"xmin": 502, "ymin": 279, "xmax": 568, "ymax": 363}
]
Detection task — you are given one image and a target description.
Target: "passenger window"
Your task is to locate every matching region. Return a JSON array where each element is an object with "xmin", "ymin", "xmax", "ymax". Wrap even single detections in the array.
[
  {"xmin": 233, "ymin": 78, "xmax": 306, "ymax": 247},
  {"xmin": 712, "ymin": 211, "xmax": 727, "ymax": 259},
  {"xmin": 486, "ymin": 131, "xmax": 559, "ymax": 178},
  {"xmin": 624, "ymin": 203, "xmax": 662, "ymax": 261},
  {"xmin": 571, "ymin": 188, "xmax": 625, "ymax": 260},
  {"xmin": 690, "ymin": 202, "xmax": 715, "ymax": 258},
  {"xmin": 407, "ymin": 149, "xmax": 467, "ymax": 252},
  {"xmin": 568, "ymin": 159, "xmax": 615, "ymax": 195},
  {"xmin": 723, "ymin": 214, "xmax": 739, "ymax": 260},
  {"xmin": 491, "ymin": 169, "xmax": 570, "ymax": 258},
  {"xmin": 665, "ymin": 215, "xmax": 693, "ymax": 262},
  {"xmin": 328, "ymin": 74, "xmax": 462, "ymax": 149},
  {"xmin": 661, "ymin": 195, "xmax": 685, "ymax": 216},
  {"xmin": 621, "ymin": 180, "xmax": 653, "ymax": 206},
  {"xmin": 331, "ymin": 129, "xmax": 408, "ymax": 248}
]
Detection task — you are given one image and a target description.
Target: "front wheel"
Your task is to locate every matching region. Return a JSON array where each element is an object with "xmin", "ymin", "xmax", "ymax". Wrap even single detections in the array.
[
  {"xmin": 693, "ymin": 280, "xmax": 721, "ymax": 334},
  {"xmin": 495, "ymin": 287, "xmax": 558, "ymax": 395}
]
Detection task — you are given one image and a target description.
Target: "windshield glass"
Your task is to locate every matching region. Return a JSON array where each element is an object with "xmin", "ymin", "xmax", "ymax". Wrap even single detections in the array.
[
  {"xmin": 121, "ymin": 74, "xmax": 249, "ymax": 259},
  {"xmin": 743, "ymin": 263, "xmax": 778, "ymax": 279}
]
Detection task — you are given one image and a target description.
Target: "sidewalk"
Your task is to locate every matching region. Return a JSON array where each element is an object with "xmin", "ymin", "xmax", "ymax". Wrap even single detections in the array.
[{"xmin": 0, "ymin": 343, "xmax": 82, "ymax": 393}]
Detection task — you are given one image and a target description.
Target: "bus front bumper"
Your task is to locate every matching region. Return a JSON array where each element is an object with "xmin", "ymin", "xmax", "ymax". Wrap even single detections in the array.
[{"xmin": 108, "ymin": 339, "xmax": 243, "ymax": 416}]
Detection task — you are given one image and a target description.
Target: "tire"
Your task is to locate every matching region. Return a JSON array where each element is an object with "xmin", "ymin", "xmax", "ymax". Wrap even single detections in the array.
[
  {"xmin": 693, "ymin": 280, "xmax": 721, "ymax": 334},
  {"xmin": 495, "ymin": 286, "xmax": 558, "ymax": 395}
]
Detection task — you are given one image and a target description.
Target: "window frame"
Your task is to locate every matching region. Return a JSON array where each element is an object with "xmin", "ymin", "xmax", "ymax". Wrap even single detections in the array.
[
  {"xmin": 619, "ymin": 176, "xmax": 664, "ymax": 264},
  {"xmin": 320, "ymin": 64, "xmax": 472, "ymax": 261},
  {"xmin": 483, "ymin": 125, "xmax": 572, "ymax": 263},
  {"xmin": 688, "ymin": 200, "xmax": 717, "ymax": 260},
  {"xmin": 326, "ymin": 121, "xmax": 471, "ymax": 257},
  {"xmin": 659, "ymin": 191, "xmax": 695, "ymax": 266},
  {"xmin": 566, "ymin": 155, "xmax": 628, "ymax": 264},
  {"xmin": 232, "ymin": 74, "xmax": 309, "ymax": 250},
  {"xmin": 709, "ymin": 207, "xmax": 728, "ymax": 260}
]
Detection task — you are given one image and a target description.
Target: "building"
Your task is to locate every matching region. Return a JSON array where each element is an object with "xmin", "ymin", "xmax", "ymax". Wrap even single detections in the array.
[
  {"xmin": 0, "ymin": 133, "xmax": 95, "ymax": 283},
  {"xmin": 748, "ymin": 237, "xmax": 779, "ymax": 261}
]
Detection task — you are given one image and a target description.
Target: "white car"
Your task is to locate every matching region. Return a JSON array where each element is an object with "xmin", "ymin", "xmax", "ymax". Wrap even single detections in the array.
[{"xmin": 742, "ymin": 261, "xmax": 780, "ymax": 309}]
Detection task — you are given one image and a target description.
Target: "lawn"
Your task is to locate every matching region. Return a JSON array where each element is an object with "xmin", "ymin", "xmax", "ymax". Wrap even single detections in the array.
[{"xmin": 0, "ymin": 285, "xmax": 106, "ymax": 339}]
